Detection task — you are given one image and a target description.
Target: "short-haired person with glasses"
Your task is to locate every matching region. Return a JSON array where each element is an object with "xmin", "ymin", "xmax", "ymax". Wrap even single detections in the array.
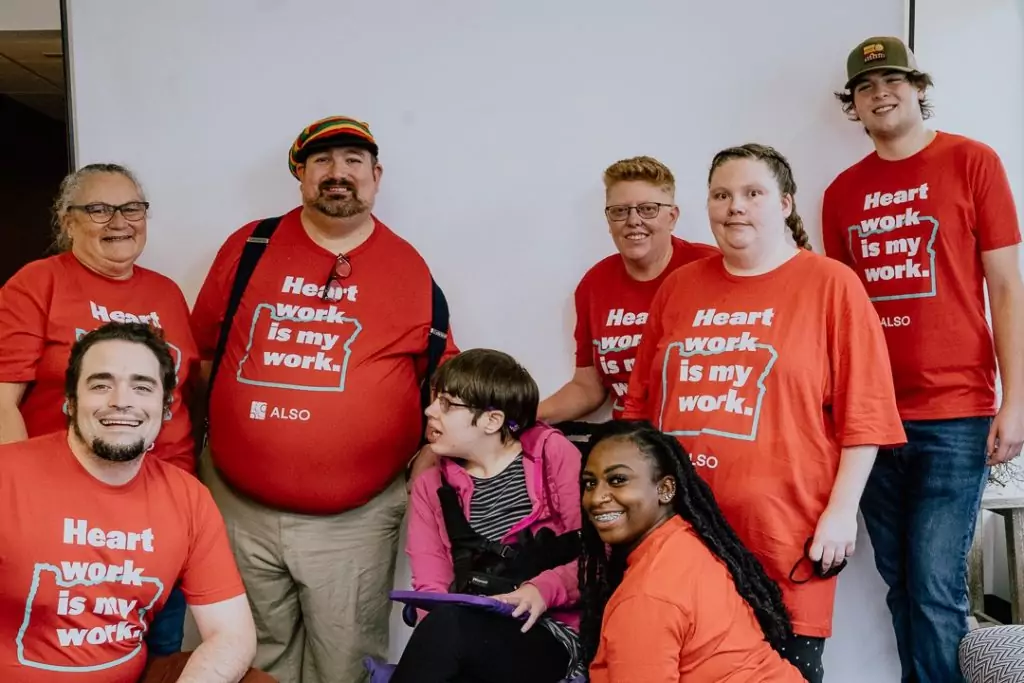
[
  {"xmin": 538, "ymin": 156, "xmax": 719, "ymax": 424},
  {"xmin": 392, "ymin": 348, "xmax": 584, "ymax": 682},
  {"xmin": 189, "ymin": 115, "xmax": 458, "ymax": 683},
  {"xmin": 0, "ymin": 163, "xmax": 200, "ymax": 657}
]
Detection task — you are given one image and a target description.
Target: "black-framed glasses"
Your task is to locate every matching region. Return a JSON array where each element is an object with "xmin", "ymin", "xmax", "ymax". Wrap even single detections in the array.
[
  {"xmin": 604, "ymin": 202, "xmax": 674, "ymax": 222},
  {"xmin": 321, "ymin": 253, "xmax": 352, "ymax": 302},
  {"xmin": 68, "ymin": 201, "xmax": 150, "ymax": 224},
  {"xmin": 434, "ymin": 394, "xmax": 479, "ymax": 414}
]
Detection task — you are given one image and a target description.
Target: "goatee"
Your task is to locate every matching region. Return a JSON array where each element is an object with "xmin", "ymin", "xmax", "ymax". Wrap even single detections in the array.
[
  {"xmin": 72, "ymin": 420, "xmax": 147, "ymax": 462},
  {"xmin": 313, "ymin": 197, "xmax": 369, "ymax": 218},
  {"xmin": 312, "ymin": 180, "xmax": 369, "ymax": 218}
]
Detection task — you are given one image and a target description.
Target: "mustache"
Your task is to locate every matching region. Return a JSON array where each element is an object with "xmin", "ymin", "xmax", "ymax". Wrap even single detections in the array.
[{"xmin": 319, "ymin": 179, "xmax": 357, "ymax": 193}]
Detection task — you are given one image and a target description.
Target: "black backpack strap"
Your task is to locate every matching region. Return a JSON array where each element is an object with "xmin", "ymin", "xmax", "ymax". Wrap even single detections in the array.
[
  {"xmin": 206, "ymin": 216, "xmax": 282, "ymax": 403},
  {"xmin": 419, "ymin": 277, "xmax": 450, "ymax": 440},
  {"xmin": 436, "ymin": 469, "xmax": 517, "ymax": 593},
  {"xmin": 437, "ymin": 469, "xmax": 512, "ymax": 557}
]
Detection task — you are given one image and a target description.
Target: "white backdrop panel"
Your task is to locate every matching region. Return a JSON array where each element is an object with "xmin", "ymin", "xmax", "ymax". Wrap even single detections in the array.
[{"xmin": 68, "ymin": 2, "xmax": 904, "ymax": 680}]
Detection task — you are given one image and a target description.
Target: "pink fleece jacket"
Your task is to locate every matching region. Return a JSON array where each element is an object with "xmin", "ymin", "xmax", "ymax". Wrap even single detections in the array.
[{"xmin": 406, "ymin": 422, "xmax": 582, "ymax": 630}]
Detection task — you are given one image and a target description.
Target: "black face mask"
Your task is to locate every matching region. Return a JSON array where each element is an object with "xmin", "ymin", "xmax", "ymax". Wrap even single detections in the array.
[{"xmin": 788, "ymin": 537, "xmax": 848, "ymax": 584}]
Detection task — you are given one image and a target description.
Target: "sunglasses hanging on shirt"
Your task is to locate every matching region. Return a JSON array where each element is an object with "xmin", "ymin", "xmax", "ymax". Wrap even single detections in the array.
[{"xmin": 321, "ymin": 253, "xmax": 352, "ymax": 302}]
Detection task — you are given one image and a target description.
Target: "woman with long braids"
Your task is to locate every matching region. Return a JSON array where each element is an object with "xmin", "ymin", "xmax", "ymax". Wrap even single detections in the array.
[
  {"xmin": 621, "ymin": 144, "xmax": 906, "ymax": 682},
  {"xmin": 579, "ymin": 420, "xmax": 804, "ymax": 682}
]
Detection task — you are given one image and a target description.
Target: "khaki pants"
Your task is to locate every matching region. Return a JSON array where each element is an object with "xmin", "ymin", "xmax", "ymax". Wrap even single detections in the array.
[
  {"xmin": 200, "ymin": 452, "xmax": 406, "ymax": 683},
  {"xmin": 141, "ymin": 652, "xmax": 276, "ymax": 682}
]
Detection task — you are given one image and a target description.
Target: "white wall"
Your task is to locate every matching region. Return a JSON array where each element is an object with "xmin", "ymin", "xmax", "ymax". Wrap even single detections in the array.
[
  {"xmin": 915, "ymin": 0, "xmax": 1024, "ymax": 606},
  {"xmin": 66, "ymin": 1, "xmax": 911, "ymax": 680},
  {"xmin": 0, "ymin": 0, "xmax": 59, "ymax": 30}
]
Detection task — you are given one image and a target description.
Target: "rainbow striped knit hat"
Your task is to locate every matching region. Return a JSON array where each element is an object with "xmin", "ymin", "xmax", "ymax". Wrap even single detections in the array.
[{"xmin": 288, "ymin": 116, "xmax": 378, "ymax": 179}]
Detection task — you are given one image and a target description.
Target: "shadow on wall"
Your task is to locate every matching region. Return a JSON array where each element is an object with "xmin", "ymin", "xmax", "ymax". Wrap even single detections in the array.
[{"xmin": 0, "ymin": 93, "xmax": 68, "ymax": 284}]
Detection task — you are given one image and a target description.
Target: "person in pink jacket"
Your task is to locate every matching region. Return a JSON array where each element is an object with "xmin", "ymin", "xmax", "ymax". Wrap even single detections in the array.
[{"xmin": 394, "ymin": 348, "xmax": 584, "ymax": 683}]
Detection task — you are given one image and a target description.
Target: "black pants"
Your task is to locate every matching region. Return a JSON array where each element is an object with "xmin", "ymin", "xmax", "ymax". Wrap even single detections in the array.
[
  {"xmin": 778, "ymin": 635, "xmax": 826, "ymax": 683},
  {"xmin": 390, "ymin": 604, "xmax": 570, "ymax": 683}
]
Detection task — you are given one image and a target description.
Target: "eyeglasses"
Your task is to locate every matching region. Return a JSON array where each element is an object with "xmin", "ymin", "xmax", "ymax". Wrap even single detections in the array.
[
  {"xmin": 68, "ymin": 202, "xmax": 150, "ymax": 224},
  {"xmin": 604, "ymin": 202, "xmax": 674, "ymax": 222},
  {"xmin": 321, "ymin": 253, "xmax": 352, "ymax": 302},
  {"xmin": 436, "ymin": 395, "xmax": 476, "ymax": 413}
]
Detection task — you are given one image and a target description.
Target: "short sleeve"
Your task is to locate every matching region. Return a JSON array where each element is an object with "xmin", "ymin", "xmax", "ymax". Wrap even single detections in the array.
[
  {"xmin": 573, "ymin": 280, "xmax": 594, "ymax": 369},
  {"xmin": 189, "ymin": 227, "xmax": 253, "ymax": 360},
  {"xmin": 179, "ymin": 484, "xmax": 246, "ymax": 606},
  {"xmin": 0, "ymin": 262, "xmax": 53, "ymax": 383},
  {"xmin": 971, "ymin": 145, "xmax": 1022, "ymax": 252},
  {"xmin": 827, "ymin": 269, "xmax": 906, "ymax": 447}
]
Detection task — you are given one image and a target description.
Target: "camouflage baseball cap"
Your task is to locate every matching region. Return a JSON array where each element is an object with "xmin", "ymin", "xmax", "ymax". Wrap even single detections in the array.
[{"xmin": 845, "ymin": 36, "xmax": 919, "ymax": 89}]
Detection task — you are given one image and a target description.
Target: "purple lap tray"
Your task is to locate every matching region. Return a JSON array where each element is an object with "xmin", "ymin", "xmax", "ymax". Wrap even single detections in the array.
[{"xmin": 389, "ymin": 590, "xmax": 522, "ymax": 619}]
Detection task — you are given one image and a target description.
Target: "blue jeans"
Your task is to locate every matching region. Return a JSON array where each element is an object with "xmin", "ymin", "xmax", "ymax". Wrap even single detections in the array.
[
  {"xmin": 146, "ymin": 584, "xmax": 187, "ymax": 655},
  {"xmin": 860, "ymin": 417, "xmax": 991, "ymax": 683}
]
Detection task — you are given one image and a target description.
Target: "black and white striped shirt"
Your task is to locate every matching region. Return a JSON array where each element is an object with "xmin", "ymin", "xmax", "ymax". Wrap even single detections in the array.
[
  {"xmin": 468, "ymin": 454, "xmax": 584, "ymax": 679},
  {"xmin": 468, "ymin": 454, "xmax": 533, "ymax": 541}
]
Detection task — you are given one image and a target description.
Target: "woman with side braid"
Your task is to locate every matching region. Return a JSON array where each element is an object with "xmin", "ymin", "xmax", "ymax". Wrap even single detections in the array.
[
  {"xmin": 621, "ymin": 144, "xmax": 906, "ymax": 681},
  {"xmin": 579, "ymin": 420, "xmax": 803, "ymax": 683}
]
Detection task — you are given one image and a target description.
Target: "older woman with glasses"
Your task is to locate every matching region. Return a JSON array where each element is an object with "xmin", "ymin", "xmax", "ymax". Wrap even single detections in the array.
[
  {"xmin": 0, "ymin": 162, "xmax": 199, "ymax": 655},
  {"xmin": 537, "ymin": 156, "xmax": 719, "ymax": 424}
]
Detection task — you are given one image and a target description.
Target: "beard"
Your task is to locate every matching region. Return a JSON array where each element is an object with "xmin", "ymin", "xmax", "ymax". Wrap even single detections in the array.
[
  {"xmin": 310, "ymin": 179, "xmax": 370, "ymax": 218},
  {"xmin": 71, "ymin": 414, "xmax": 148, "ymax": 463}
]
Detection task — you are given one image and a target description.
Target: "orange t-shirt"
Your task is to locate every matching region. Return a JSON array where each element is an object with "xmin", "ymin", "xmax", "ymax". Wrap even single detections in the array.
[
  {"xmin": 0, "ymin": 432, "xmax": 245, "ymax": 682},
  {"xmin": 622, "ymin": 252, "xmax": 905, "ymax": 637},
  {"xmin": 0, "ymin": 253, "xmax": 199, "ymax": 473},
  {"xmin": 589, "ymin": 516, "xmax": 805, "ymax": 683},
  {"xmin": 574, "ymin": 236, "xmax": 719, "ymax": 415},
  {"xmin": 190, "ymin": 208, "xmax": 458, "ymax": 515},
  {"xmin": 822, "ymin": 132, "xmax": 1022, "ymax": 420}
]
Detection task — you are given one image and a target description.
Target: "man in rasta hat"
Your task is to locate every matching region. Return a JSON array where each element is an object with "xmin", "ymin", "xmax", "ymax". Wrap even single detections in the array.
[{"xmin": 190, "ymin": 116, "xmax": 458, "ymax": 683}]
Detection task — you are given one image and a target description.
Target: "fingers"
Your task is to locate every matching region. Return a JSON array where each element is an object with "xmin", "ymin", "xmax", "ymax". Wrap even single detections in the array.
[
  {"xmin": 808, "ymin": 538, "xmax": 824, "ymax": 562},
  {"xmin": 520, "ymin": 603, "xmax": 542, "ymax": 632},
  {"xmin": 989, "ymin": 436, "xmax": 1024, "ymax": 465},
  {"xmin": 820, "ymin": 543, "xmax": 837, "ymax": 571}
]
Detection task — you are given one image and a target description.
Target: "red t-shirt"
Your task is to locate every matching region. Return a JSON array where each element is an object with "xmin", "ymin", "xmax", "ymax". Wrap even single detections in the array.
[
  {"xmin": 0, "ymin": 432, "xmax": 245, "ymax": 682},
  {"xmin": 0, "ymin": 253, "xmax": 199, "ymax": 472},
  {"xmin": 190, "ymin": 208, "xmax": 458, "ymax": 515},
  {"xmin": 574, "ymin": 236, "xmax": 719, "ymax": 414},
  {"xmin": 822, "ymin": 132, "xmax": 1022, "ymax": 420},
  {"xmin": 622, "ymin": 252, "xmax": 905, "ymax": 637},
  {"xmin": 589, "ymin": 516, "xmax": 805, "ymax": 683}
]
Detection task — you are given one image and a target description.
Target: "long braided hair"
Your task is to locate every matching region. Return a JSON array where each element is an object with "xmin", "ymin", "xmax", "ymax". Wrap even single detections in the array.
[{"xmin": 578, "ymin": 420, "xmax": 793, "ymax": 672}]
